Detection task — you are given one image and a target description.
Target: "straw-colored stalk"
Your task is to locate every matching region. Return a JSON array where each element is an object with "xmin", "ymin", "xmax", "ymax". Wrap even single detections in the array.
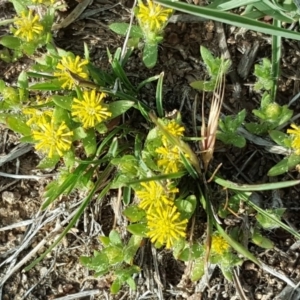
[{"xmin": 200, "ymin": 75, "xmax": 225, "ymax": 171}]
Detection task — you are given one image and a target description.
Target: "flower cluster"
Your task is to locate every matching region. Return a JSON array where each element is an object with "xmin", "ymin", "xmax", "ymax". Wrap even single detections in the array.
[
  {"xmin": 135, "ymin": 0, "xmax": 173, "ymax": 39},
  {"xmin": 134, "ymin": 120, "xmax": 189, "ymax": 249},
  {"xmin": 12, "ymin": 10, "xmax": 44, "ymax": 42},
  {"xmin": 136, "ymin": 180, "xmax": 187, "ymax": 249},
  {"xmin": 155, "ymin": 120, "xmax": 186, "ymax": 174},
  {"xmin": 211, "ymin": 234, "xmax": 230, "ymax": 256},
  {"xmin": 23, "ymin": 54, "xmax": 112, "ymax": 158}
]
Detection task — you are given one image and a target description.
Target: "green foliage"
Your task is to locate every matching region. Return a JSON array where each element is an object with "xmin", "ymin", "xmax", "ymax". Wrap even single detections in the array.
[
  {"xmin": 253, "ymin": 58, "xmax": 274, "ymax": 91},
  {"xmin": 190, "ymin": 46, "xmax": 231, "ymax": 91},
  {"xmin": 217, "ymin": 109, "xmax": 246, "ymax": 148},
  {"xmin": 245, "ymin": 92, "xmax": 293, "ymax": 134},
  {"xmin": 80, "ymin": 230, "xmax": 142, "ymax": 294}
]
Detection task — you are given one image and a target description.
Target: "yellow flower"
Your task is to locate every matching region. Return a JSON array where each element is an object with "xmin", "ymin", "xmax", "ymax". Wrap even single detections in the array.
[
  {"xmin": 71, "ymin": 90, "xmax": 112, "ymax": 128},
  {"xmin": 162, "ymin": 120, "xmax": 185, "ymax": 144},
  {"xmin": 147, "ymin": 205, "xmax": 188, "ymax": 249},
  {"xmin": 23, "ymin": 108, "xmax": 53, "ymax": 126},
  {"xmin": 54, "ymin": 55, "xmax": 89, "ymax": 90},
  {"xmin": 136, "ymin": 0, "xmax": 173, "ymax": 33},
  {"xmin": 13, "ymin": 10, "xmax": 44, "ymax": 42},
  {"xmin": 32, "ymin": 120, "xmax": 73, "ymax": 158},
  {"xmin": 136, "ymin": 181, "xmax": 178, "ymax": 212},
  {"xmin": 287, "ymin": 124, "xmax": 300, "ymax": 155},
  {"xmin": 211, "ymin": 234, "xmax": 230, "ymax": 255},
  {"xmin": 156, "ymin": 144, "xmax": 183, "ymax": 174},
  {"xmin": 32, "ymin": 0, "xmax": 56, "ymax": 4}
]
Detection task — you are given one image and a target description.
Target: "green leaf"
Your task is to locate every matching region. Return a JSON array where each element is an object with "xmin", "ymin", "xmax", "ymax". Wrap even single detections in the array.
[
  {"xmin": 42, "ymin": 163, "xmax": 88, "ymax": 209},
  {"xmin": 73, "ymin": 126, "xmax": 87, "ymax": 139},
  {"xmin": 82, "ymin": 128, "xmax": 96, "ymax": 156},
  {"xmin": 99, "ymin": 236, "xmax": 110, "ymax": 246},
  {"xmin": 200, "ymin": 46, "xmax": 215, "ymax": 76},
  {"xmin": 37, "ymin": 155, "xmax": 60, "ymax": 169},
  {"xmin": 29, "ymin": 81, "xmax": 62, "ymax": 91},
  {"xmin": 175, "ymin": 195, "xmax": 197, "ymax": 219},
  {"xmin": 155, "ymin": 0, "xmax": 300, "ymax": 41},
  {"xmin": 108, "ymin": 100, "xmax": 135, "ymax": 119},
  {"xmin": 52, "ymin": 95, "xmax": 73, "ymax": 111},
  {"xmin": 111, "ymin": 155, "xmax": 139, "ymax": 177},
  {"xmin": 109, "ymin": 230, "xmax": 123, "ymax": 247},
  {"xmin": 267, "ymin": 155, "xmax": 300, "ymax": 176},
  {"xmin": 179, "ymin": 243, "xmax": 204, "ymax": 261},
  {"xmin": 6, "ymin": 116, "xmax": 31, "ymax": 136},
  {"xmin": 17, "ymin": 71, "xmax": 28, "ymax": 89},
  {"xmin": 191, "ymin": 258, "xmax": 205, "ymax": 281},
  {"xmin": 105, "ymin": 246, "xmax": 123, "ymax": 264},
  {"xmin": 111, "ymin": 278, "xmax": 122, "ymax": 294},
  {"xmin": 156, "ymin": 72, "xmax": 164, "ymax": 117},
  {"xmin": 214, "ymin": 175, "xmax": 300, "ymax": 191},
  {"xmin": 123, "ymin": 205, "xmax": 146, "ymax": 222},
  {"xmin": 143, "ymin": 42, "xmax": 158, "ymax": 68},
  {"xmin": 10, "ymin": 0, "xmax": 28, "ymax": 15},
  {"xmin": 217, "ymin": 132, "xmax": 246, "ymax": 148},
  {"xmin": 269, "ymin": 130, "xmax": 289, "ymax": 147},
  {"xmin": 127, "ymin": 223, "xmax": 148, "ymax": 237},
  {"xmin": 256, "ymin": 208, "xmax": 286, "ymax": 230},
  {"xmin": 109, "ymin": 23, "xmax": 144, "ymax": 38},
  {"xmin": 126, "ymin": 277, "xmax": 137, "ymax": 291},
  {"xmin": 80, "ymin": 251, "xmax": 109, "ymax": 273},
  {"xmin": 0, "ymin": 36, "xmax": 22, "ymax": 50},
  {"xmin": 123, "ymin": 235, "xmax": 143, "ymax": 264},
  {"xmin": 251, "ymin": 229, "xmax": 274, "ymax": 249}
]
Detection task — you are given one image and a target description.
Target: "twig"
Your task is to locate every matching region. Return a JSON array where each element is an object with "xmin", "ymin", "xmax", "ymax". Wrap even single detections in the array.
[
  {"xmin": 53, "ymin": 289, "xmax": 100, "ymax": 300},
  {"xmin": 0, "ymin": 171, "xmax": 57, "ymax": 180}
]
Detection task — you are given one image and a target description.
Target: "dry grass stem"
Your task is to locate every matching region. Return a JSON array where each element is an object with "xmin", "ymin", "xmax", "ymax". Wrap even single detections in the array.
[{"xmin": 201, "ymin": 75, "xmax": 225, "ymax": 171}]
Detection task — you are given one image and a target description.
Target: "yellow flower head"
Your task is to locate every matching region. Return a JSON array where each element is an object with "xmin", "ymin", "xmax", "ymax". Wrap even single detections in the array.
[
  {"xmin": 147, "ymin": 205, "xmax": 188, "ymax": 249},
  {"xmin": 156, "ymin": 144, "xmax": 184, "ymax": 174},
  {"xmin": 32, "ymin": 0, "xmax": 56, "ymax": 4},
  {"xmin": 136, "ymin": 181, "xmax": 178, "ymax": 212},
  {"xmin": 135, "ymin": 0, "xmax": 173, "ymax": 34},
  {"xmin": 287, "ymin": 124, "xmax": 300, "ymax": 155},
  {"xmin": 162, "ymin": 120, "xmax": 185, "ymax": 144},
  {"xmin": 71, "ymin": 90, "xmax": 112, "ymax": 129},
  {"xmin": 54, "ymin": 55, "xmax": 89, "ymax": 90},
  {"xmin": 23, "ymin": 108, "xmax": 53, "ymax": 126},
  {"xmin": 211, "ymin": 234, "xmax": 230, "ymax": 255},
  {"xmin": 32, "ymin": 120, "xmax": 73, "ymax": 158},
  {"xmin": 12, "ymin": 10, "xmax": 44, "ymax": 42}
]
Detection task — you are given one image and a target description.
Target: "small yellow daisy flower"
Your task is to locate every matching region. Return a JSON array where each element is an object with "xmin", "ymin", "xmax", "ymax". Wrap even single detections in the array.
[
  {"xmin": 156, "ymin": 144, "xmax": 183, "ymax": 174},
  {"xmin": 32, "ymin": 0, "xmax": 56, "ymax": 4},
  {"xmin": 211, "ymin": 234, "xmax": 230, "ymax": 256},
  {"xmin": 23, "ymin": 108, "xmax": 53, "ymax": 126},
  {"xmin": 135, "ymin": 0, "xmax": 173, "ymax": 33},
  {"xmin": 13, "ymin": 10, "xmax": 44, "ymax": 42},
  {"xmin": 32, "ymin": 120, "xmax": 73, "ymax": 158},
  {"xmin": 162, "ymin": 120, "xmax": 185, "ymax": 144},
  {"xmin": 136, "ymin": 181, "xmax": 178, "ymax": 212},
  {"xmin": 287, "ymin": 124, "xmax": 300, "ymax": 155},
  {"xmin": 147, "ymin": 205, "xmax": 188, "ymax": 249},
  {"xmin": 54, "ymin": 55, "xmax": 89, "ymax": 90},
  {"xmin": 71, "ymin": 90, "xmax": 112, "ymax": 129}
]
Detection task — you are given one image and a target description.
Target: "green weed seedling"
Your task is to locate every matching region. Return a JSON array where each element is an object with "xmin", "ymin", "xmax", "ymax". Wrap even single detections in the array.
[
  {"xmin": 190, "ymin": 46, "xmax": 231, "ymax": 92},
  {"xmin": 109, "ymin": 0, "xmax": 173, "ymax": 68},
  {"xmin": 80, "ymin": 230, "xmax": 142, "ymax": 294}
]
